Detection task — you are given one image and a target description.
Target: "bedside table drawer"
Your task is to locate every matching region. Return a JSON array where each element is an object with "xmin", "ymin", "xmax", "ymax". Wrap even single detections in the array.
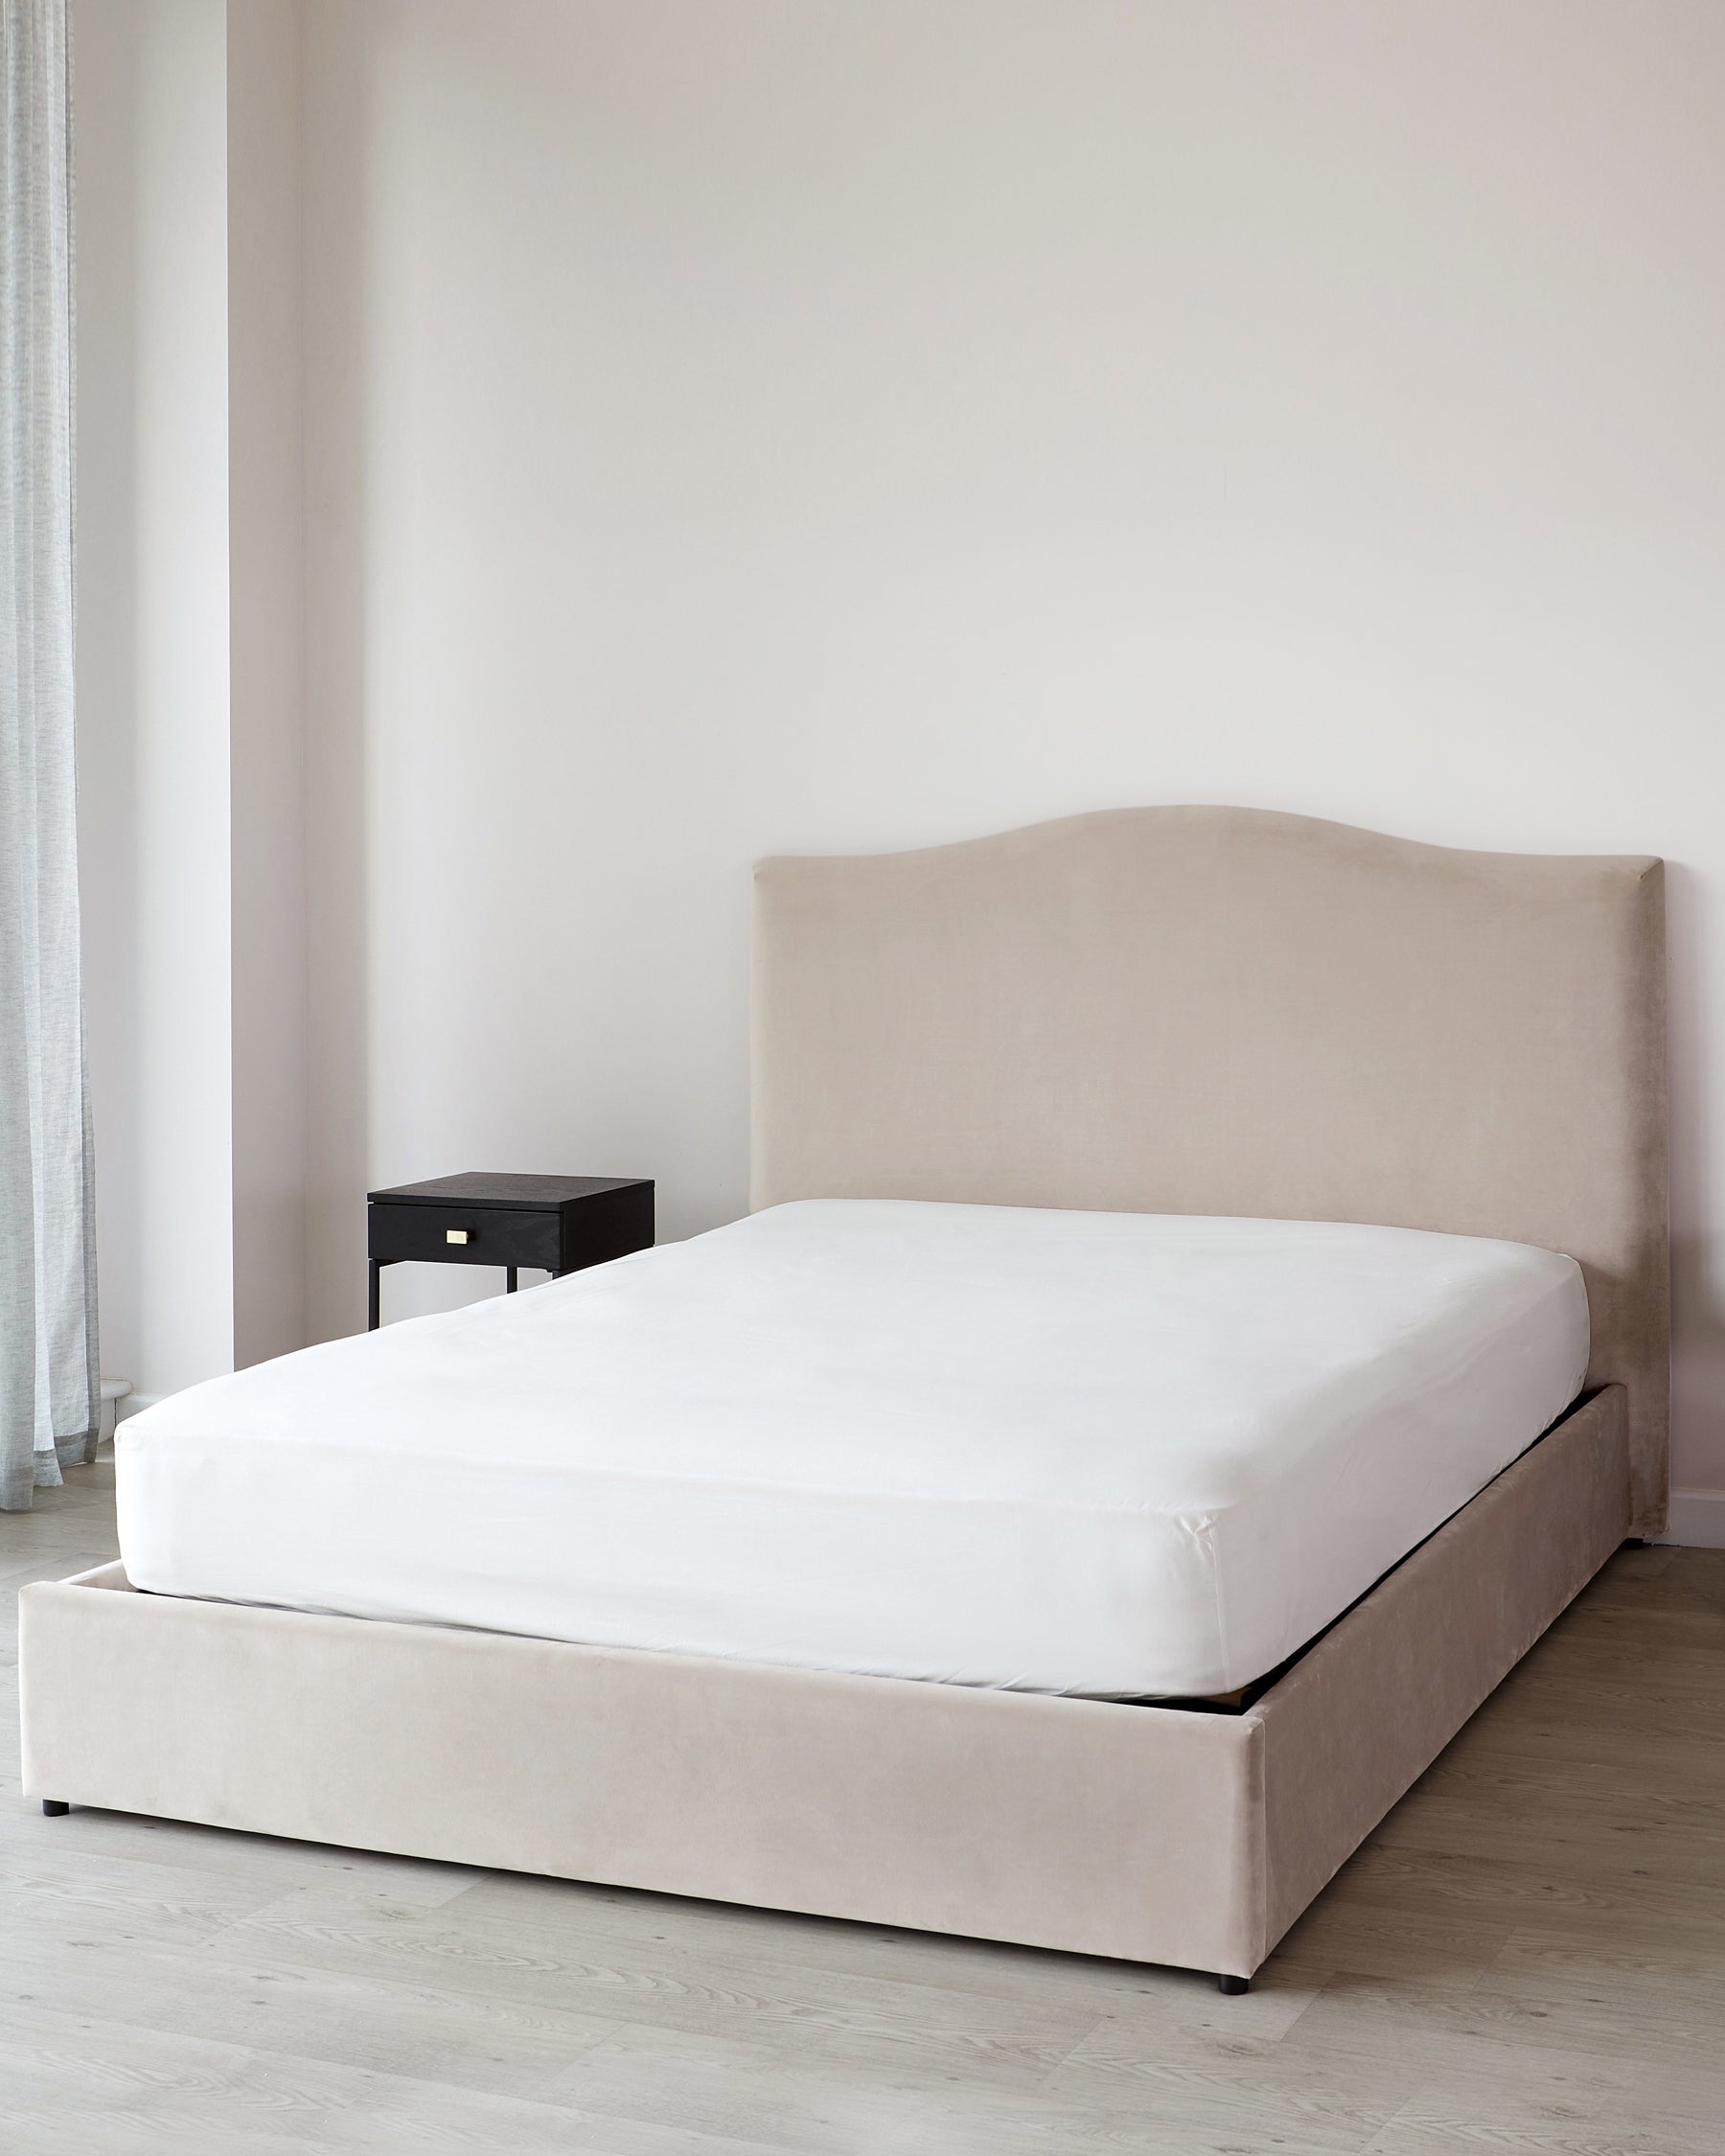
[{"xmin": 368, "ymin": 1204, "xmax": 563, "ymax": 1272}]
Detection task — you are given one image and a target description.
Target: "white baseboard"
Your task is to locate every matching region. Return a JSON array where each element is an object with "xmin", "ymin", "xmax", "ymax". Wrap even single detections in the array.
[{"xmin": 1656, "ymin": 1488, "xmax": 1725, "ymax": 1550}]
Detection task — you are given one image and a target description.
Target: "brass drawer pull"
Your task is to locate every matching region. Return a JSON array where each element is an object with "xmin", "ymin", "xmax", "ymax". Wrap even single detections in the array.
[{"xmin": 446, "ymin": 1227, "xmax": 472, "ymax": 1246}]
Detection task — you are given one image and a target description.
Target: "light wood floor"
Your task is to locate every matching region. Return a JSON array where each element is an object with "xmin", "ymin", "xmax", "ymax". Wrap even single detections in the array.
[{"xmin": 5, "ymin": 1461, "xmax": 1724, "ymax": 2154}]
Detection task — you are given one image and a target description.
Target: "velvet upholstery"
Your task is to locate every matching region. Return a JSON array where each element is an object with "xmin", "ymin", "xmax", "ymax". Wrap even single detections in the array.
[
  {"xmin": 1256, "ymin": 1386, "xmax": 1628, "ymax": 1959},
  {"xmin": 752, "ymin": 808, "xmax": 1668, "ymax": 1530},
  {"xmin": 20, "ymin": 1391, "xmax": 1628, "ymax": 1982}
]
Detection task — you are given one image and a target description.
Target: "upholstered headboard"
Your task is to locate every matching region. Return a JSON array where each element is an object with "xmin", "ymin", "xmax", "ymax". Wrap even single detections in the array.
[{"xmin": 751, "ymin": 807, "xmax": 1669, "ymax": 1533}]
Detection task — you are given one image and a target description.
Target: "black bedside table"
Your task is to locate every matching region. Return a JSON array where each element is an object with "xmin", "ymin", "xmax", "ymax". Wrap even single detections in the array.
[{"xmin": 366, "ymin": 1173, "xmax": 655, "ymax": 1330}]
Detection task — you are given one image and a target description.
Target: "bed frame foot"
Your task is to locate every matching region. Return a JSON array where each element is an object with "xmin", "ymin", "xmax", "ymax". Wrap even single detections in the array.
[
  {"xmin": 41, "ymin": 1800, "xmax": 69, "ymax": 1817},
  {"xmin": 1216, "ymin": 1972, "xmax": 1249, "ymax": 1995}
]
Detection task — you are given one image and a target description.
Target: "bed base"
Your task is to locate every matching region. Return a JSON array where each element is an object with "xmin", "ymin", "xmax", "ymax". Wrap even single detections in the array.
[{"xmin": 19, "ymin": 1388, "xmax": 1627, "ymax": 1985}]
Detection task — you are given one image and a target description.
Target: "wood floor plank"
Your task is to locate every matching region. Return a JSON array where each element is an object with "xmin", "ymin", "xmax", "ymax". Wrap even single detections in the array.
[
  {"xmin": 1323, "ymin": 1843, "xmax": 1725, "ymax": 1952},
  {"xmin": 443, "ymin": 1869, "xmax": 1161, "ymax": 2010},
  {"xmin": 543, "ymin": 2021, "xmax": 974, "ymax": 2153},
  {"xmin": 1272, "ymin": 1897, "xmax": 1516, "ymax": 1990},
  {"xmin": 1272, "ymin": 1973, "xmax": 1725, "ymax": 2083},
  {"xmin": 214, "ymin": 1878, "xmax": 1116, "ymax": 2092},
  {"xmin": 2, "ymin": 1927, "xmax": 627, "ymax": 2105},
  {"xmin": 1041, "ymin": 2032, "xmax": 1412, "ymax": 2151},
  {"xmin": 877, "ymin": 2072, "xmax": 1383, "ymax": 2156},
  {"xmin": 1362, "ymin": 2047, "xmax": 1725, "ymax": 2156},
  {"xmin": 0, "ymin": 1999, "xmax": 785, "ymax": 2154}
]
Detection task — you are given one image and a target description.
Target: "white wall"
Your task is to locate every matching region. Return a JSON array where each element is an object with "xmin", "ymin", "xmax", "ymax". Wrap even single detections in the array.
[
  {"xmin": 78, "ymin": 2, "xmax": 1725, "ymax": 1523},
  {"xmin": 228, "ymin": 0, "xmax": 308, "ymax": 1369},
  {"xmin": 295, "ymin": 0, "xmax": 1725, "ymax": 1513},
  {"xmin": 77, "ymin": 0, "xmax": 235, "ymax": 1404},
  {"xmin": 77, "ymin": 0, "xmax": 308, "ymax": 1402}
]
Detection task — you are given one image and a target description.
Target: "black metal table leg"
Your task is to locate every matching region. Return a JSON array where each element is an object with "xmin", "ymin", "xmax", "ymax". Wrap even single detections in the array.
[
  {"xmin": 506, "ymin": 1266, "xmax": 518, "ymax": 1295},
  {"xmin": 368, "ymin": 1259, "xmax": 382, "ymax": 1331}
]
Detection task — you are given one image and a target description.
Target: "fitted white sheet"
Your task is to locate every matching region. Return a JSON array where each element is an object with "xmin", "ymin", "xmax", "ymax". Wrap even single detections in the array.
[{"xmin": 116, "ymin": 1200, "xmax": 1590, "ymax": 1699}]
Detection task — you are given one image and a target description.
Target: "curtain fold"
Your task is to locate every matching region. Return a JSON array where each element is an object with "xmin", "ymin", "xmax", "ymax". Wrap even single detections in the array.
[{"xmin": 2, "ymin": 0, "xmax": 99, "ymax": 1510}]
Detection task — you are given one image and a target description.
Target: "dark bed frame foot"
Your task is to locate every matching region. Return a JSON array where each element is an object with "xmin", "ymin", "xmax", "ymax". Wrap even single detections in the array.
[
  {"xmin": 41, "ymin": 1800, "xmax": 69, "ymax": 1817},
  {"xmin": 1217, "ymin": 1972, "xmax": 1250, "ymax": 1995},
  {"xmin": 1621, "ymin": 1536, "xmax": 1651, "ymax": 1549}
]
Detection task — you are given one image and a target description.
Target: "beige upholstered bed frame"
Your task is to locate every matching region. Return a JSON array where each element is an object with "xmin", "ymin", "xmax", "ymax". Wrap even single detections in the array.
[{"xmin": 20, "ymin": 808, "xmax": 1668, "ymax": 1990}]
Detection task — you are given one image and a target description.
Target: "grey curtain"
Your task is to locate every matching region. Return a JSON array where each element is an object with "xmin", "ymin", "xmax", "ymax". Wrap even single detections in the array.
[{"xmin": 1, "ymin": 0, "xmax": 98, "ymax": 1509}]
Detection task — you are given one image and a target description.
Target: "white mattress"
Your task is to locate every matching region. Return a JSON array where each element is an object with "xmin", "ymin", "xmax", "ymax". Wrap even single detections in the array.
[{"xmin": 116, "ymin": 1200, "xmax": 1589, "ymax": 1699}]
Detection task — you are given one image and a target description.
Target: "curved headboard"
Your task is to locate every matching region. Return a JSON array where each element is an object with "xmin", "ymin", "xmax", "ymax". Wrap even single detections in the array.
[{"xmin": 751, "ymin": 806, "xmax": 1668, "ymax": 1532}]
